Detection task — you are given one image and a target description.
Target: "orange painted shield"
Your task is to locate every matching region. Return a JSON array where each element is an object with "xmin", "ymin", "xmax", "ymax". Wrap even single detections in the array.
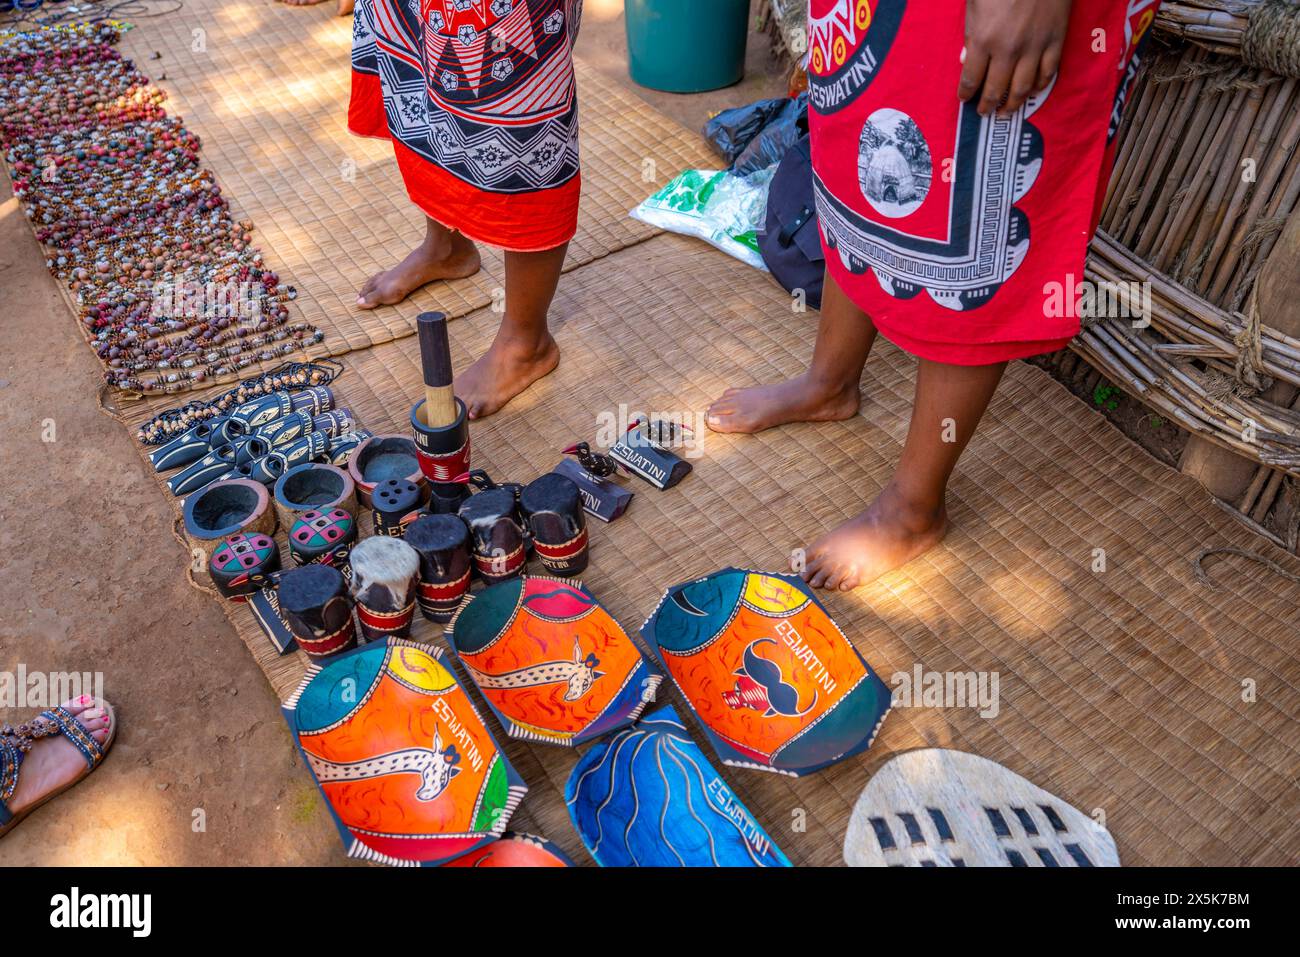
[
  {"xmin": 284, "ymin": 639, "xmax": 526, "ymax": 865},
  {"xmin": 447, "ymin": 577, "xmax": 661, "ymax": 746},
  {"xmin": 642, "ymin": 569, "xmax": 892, "ymax": 776}
]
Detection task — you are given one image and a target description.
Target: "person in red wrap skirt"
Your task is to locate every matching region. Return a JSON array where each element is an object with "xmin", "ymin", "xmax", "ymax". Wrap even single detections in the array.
[
  {"xmin": 708, "ymin": 0, "xmax": 1160, "ymax": 590},
  {"xmin": 348, "ymin": 0, "xmax": 584, "ymax": 418}
]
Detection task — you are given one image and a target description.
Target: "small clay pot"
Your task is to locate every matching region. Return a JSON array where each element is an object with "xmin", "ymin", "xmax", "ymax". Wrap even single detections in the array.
[
  {"xmin": 347, "ymin": 434, "xmax": 427, "ymax": 510},
  {"xmin": 288, "ymin": 508, "xmax": 358, "ymax": 568},
  {"xmin": 208, "ymin": 533, "xmax": 281, "ymax": 601},
  {"xmin": 183, "ymin": 478, "xmax": 277, "ymax": 564},
  {"xmin": 273, "ymin": 462, "xmax": 357, "ymax": 528}
]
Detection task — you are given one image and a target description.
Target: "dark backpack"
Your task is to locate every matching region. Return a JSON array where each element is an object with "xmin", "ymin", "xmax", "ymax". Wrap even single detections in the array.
[{"xmin": 759, "ymin": 134, "xmax": 824, "ymax": 310}]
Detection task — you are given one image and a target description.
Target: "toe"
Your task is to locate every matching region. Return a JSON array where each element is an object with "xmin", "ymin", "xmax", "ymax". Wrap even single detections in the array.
[
  {"xmin": 706, "ymin": 398, "xmax": 732, "ymax": 416},
  {"xmin": 356, "ymin": 276, "xmax": 383, "ymax": 308},
  {"xmin": 60, "ymin": 695, "xmax": 97, "ymax": 717}
]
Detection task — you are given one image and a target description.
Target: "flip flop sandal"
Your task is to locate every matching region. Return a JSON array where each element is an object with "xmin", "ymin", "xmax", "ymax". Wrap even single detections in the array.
[{"xmin": 0, "ymin": 701, "xmax": 117, "ymax": 837}]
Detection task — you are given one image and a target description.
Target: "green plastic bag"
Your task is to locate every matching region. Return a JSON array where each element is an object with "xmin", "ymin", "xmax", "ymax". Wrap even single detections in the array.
[{"xmin": 631, "ymin": 168, "xmax": 774, "ymax": 271}]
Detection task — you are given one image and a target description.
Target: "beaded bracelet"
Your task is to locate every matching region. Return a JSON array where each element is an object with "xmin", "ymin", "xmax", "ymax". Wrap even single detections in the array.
[{"xmin": 135, "ymin": 360, "xmax": 344, "ymax": 445}]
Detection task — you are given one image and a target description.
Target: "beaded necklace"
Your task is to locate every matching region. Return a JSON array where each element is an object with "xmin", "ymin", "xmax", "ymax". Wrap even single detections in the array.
[{"xmin": 1, "ymin": 21, "xmax": 326, "ymax": 394}]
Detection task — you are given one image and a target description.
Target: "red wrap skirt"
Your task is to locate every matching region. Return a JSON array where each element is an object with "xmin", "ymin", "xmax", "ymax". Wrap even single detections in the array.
[
  {"xmin": 807, "ymin": 0, "xmax": 1161, "ymax": 364},
  {"xmin": 349, "ymin": 0, "xmax": 582, "ymax": 252}
]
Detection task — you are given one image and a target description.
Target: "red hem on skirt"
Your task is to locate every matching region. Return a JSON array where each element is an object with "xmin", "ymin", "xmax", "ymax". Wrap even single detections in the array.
[
  {"xmin": 872, "ymin": 319, "xmax": 1075, "ymax": 366},
  {"xmin": 348, "ymin": 70, "xmax": 580, "ymax": 253},
  {"xmin": 348, "ymin": 71, "xmax": 390, "ymax": 141},
  {"xmin": 390, "ymin": 138, "xmax": 580, "ymax": 253}
]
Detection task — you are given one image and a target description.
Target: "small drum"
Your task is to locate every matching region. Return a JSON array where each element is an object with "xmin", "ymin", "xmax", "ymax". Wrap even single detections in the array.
[
  {"xmin": 371, "ymin": 477, "xmax": 424, "ymax": 538},
  {"xmin": 404, "ymin": 513, "xmax": 472, "ymax": 623},
  {"xmin": 521, "ymin": 473, "xmax": 589, "ymax": 576},
  {"xmin": 208, "ymin": 533, "xmax": 281, "ymax": 601},
  {"xmin": 278, "ymin": 564, "xmax": 356, "ymax": 661},
  {"xmin": 459, "ymin": 487, "xmax": 528, "ymax": 585},
  {"xmin": 288, "ymin": 508, "xmax": 358, "ymax": 569},
  {"xmin": 349, "ymin": 536, "xmax": 420, "ymax": 642}
]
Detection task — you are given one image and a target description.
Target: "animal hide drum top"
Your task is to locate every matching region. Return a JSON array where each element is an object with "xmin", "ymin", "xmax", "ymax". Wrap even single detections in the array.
[
  {"xmin": 642, "ymin": 568, "xmax": 892, "ymax": 776},
  {"xmin": 282, "ymin": 639, "xmax": 526, "ymax": 866},
  {"xmin": 446, "ymin": 576, "xmax": 661, "ymax": 747}
]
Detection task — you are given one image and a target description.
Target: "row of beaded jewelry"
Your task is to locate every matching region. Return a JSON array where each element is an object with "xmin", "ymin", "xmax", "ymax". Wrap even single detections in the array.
[{"xmin": 0, "ymin": 22, "xmax": 325, "ymax": 394}]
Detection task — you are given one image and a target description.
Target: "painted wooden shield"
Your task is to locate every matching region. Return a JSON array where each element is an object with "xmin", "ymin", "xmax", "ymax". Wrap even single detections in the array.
[
  {"xmin": 565, "ymin": 705, "xmax": 791, "ymax": 867},
  {"xmin": 441, "ymin": 832, "xmax": 575, "ymax": 868},
  {"xmin": 446, "ymin": 576, "xmax": 661, "ymax": 746},
  {"xmin": 844, "ymin": 749, "xmax": 1120, "ymax": 867},
  {"xmin": 283, "ymin": 638, "xmax": 527, "ymax": 866},
  {"xmin": 641, "ymin": 568, "xmax": 892, "ymax": 776}
]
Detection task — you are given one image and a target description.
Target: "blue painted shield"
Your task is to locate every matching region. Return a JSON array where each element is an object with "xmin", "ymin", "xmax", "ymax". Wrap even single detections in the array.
[{"xmin": 565, "ymin": 705, "xmax": 791, "ymax": 867}]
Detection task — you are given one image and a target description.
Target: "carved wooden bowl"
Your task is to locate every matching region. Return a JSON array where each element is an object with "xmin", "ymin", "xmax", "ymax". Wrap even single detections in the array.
[
  {"xmin": 347, "ymin": 434, "xmax": 427, "ymax": 509},
  {"xmin": 182, "ymin": 478, "xmax": 276, "ymax": 565},
  {"xmin": 274, "ymin": 462, "xmax": 357, "ymax": 528}
]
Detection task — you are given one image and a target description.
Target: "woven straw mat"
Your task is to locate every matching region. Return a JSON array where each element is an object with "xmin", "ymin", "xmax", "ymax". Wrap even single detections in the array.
[{"xmin": 115, "ymin": 232, "xmax": 1300, "ymax": 867}]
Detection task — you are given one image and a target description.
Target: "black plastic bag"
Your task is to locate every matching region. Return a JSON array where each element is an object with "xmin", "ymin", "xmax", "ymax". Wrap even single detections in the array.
[
  {"xmin": 733, "ymin": 93, "xmax": 808, "ymax": 175},
  {"xmin": 703, "ymin": 94, "xmax": 801, "ymax": 167}
]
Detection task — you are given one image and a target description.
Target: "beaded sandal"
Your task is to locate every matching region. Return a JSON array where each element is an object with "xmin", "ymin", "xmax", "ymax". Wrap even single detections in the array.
[{"xmin": 0, "ymin": 701, "xmax": 117, "ymax": 838}]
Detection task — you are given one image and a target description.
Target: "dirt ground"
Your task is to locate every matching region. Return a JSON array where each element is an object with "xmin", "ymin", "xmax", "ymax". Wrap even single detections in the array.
[{"xmin": 0, "ymin": 2, "xmax": 786, "ymax": 865}]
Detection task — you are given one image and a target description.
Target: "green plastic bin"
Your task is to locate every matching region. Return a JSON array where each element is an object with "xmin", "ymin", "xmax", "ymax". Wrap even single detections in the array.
[{"xmin": 625, "ymin": 0, "xmax": 750, "ymax": 93}]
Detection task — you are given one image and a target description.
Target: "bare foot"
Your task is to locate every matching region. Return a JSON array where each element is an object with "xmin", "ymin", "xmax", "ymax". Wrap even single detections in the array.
[
  {"xmin": 706, "ymin": 373, "xmax": 859, "ymax": 434},
  {"xmin": 456, "ymin": 334, "xmax": 560, "ymax": 419},
  {"xmin": 4, "ymin": 696, "xmax": 114, "ymax": 819},
  {"xmin": 337, "ymin": 0, "xmax": 354, "ymax": 14},
  {"xmin": 798, "ymin": 483, "xmax": 948, "ymax": 591},
  {"xmin": 356, "ymin": 231, "xmax": 480, "ymax": 309},
  {"xmin": 277, "ymin": 0, "xmax": 329, "ymax": 6}
]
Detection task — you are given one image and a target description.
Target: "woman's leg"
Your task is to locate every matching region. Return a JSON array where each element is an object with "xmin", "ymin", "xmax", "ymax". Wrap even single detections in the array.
[
  {"xmin": 356, "ymin": 215, "xmax": 482, "ymax": 309},
  {"xmin": 706, "ymin": 269, "xmax": 874, "ymax": 434},
  {"xmin": 455, "ymin": 242, "xmax": 568, "ymax": 419},
  {"xmin": 801, "ymin": 357, "xmax": 1007, "ymax": 590}
]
